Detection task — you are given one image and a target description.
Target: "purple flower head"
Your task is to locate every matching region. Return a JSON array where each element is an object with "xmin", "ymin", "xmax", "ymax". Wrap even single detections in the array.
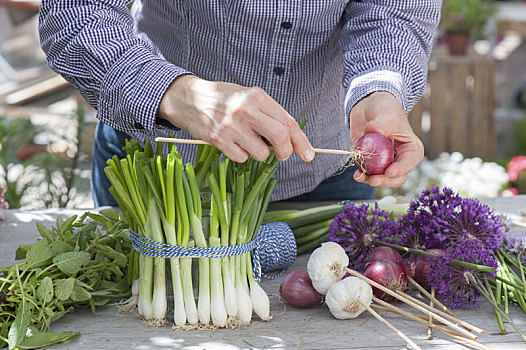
[
  {"xmin": 429, "ymin": 237, "xmax": 497, "ymax": 309},
  {"xmin": 435, "ymin": 196, "xmax": 507, "ymax": 252},
  {"xmin": 406, "ymin": 186, "xmax": 507, "ymax": 252},
  {"xmin": 392, "ymin": 186, "xmax": 461, "ymax": 249},
  {"xmin": 328, "ymin": 203, "xmax": 398, "ymax": 271},
  {"xmin": 505, "ymin": 232, "xmax": 526, "ymax": 254}
]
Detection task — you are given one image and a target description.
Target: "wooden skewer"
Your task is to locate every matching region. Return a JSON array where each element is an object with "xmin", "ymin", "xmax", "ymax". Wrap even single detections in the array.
[
  {"xmin": 154, "ymin": 137, "xmax": 354, "ymax": 155},
  {"xmin": 427, "ymin": 289, "xmax": 435, "ymax": 340},
  {"xmin": 395, "ymin": 290, "xmax": 485, "ymax": 335},
  {"xmin": 360, "ymin": 301, "xmax": 421, "ymax": 350},
  {"xmin": 345, "ymin": 268, "xmax": 478, "ymax": 340},
  {"xmin": 371, "ymin": 299, "xmax": 494, "ymax": 350},
  {"xmin": 371, "ymin": 304, "xmax": 427, "ymax": 320},
  {"xmin": 407, "ymin": 276, "xmax": 460, "ymax": 320}
]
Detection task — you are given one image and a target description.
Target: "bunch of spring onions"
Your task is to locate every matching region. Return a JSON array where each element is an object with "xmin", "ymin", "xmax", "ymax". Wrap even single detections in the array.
[{"xmin": 104, "ymin": 139, "xmax": 278, "ymax": 327}]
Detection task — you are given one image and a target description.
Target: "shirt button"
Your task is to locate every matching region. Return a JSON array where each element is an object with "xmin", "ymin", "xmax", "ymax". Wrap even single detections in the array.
[
  {"xmin": 134, "ymin": 122, "xmax": 144, "ymax": 129},
  {"xmin": 273, "ymin": 67, "xmax": 285, "ymax": 76},
  {"xmin": 281, "ymin": 21, "xmax": 292, "ymax": 30}
]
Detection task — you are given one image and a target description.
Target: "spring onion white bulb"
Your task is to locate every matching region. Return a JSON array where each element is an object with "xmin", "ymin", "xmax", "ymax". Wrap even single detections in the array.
[
  {"xmin": 307, "ymin": 242, "xmax": 349, "ymax": 294},
  {"xmin": 325, "ymin": 277, "xmax": 372, "ymax": 319}
]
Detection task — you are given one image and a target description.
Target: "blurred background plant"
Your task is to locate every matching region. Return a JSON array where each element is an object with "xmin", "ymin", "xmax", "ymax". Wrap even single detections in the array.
[
  {"xmin": 0, "ymin": 107, "xmax": 90, "ymax": 209},
  {"xmin": 376, "ymin": 152, "xmax": 510, "ymax": 199},
  {"xmin": 441, "ymin": 0, "xmax": 498, "ymax": 35}
]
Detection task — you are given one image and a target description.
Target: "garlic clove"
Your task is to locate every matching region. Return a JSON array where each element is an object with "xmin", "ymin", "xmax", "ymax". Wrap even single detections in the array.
[
  {"xmin": 325, "ymin": 277, "xmax": 373, "ymax": 319},
  {"xmin": 307, "ymin": 242, "xmax": 349, "ymax": 294}
]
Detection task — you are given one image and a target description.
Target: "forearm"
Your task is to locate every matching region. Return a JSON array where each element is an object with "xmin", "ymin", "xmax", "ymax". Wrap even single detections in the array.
[
  {"xmin": 39, "ymin": 0, "xmax": 190, "ymax": 134},
  {"xmin": 341, "ymin": 0, "xmax": 441, "ymax": 117}
]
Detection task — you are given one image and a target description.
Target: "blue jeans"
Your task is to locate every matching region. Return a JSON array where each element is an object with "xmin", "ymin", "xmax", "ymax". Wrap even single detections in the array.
[{"xmin": 91, "ymin": 122, "xmax": 374, "ymax": 207}]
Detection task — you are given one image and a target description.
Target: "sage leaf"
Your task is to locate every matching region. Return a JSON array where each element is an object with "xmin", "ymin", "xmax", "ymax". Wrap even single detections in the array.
[
  {"xmin": 70, "ymin": 286, "xmax": 91, "ymax": 302},
  {"xmin": 49, "ymin": 306, "xmax": 74, "ymax": 323},
  {"xmin": 7, "ymin": 302, "xmax": 31, "ymax": 350},
  {"xmin": 18, "ymin": 327, "xmax": 79, "ymax": 349},
  {"xmin": 36, "ymin": 277, "xmax": 54, "ymax": 303},
  {"xmin": 15, "ymin": 244, "xmax": 32, "ymax": 260},
  {"xmin": 26, "ymin": 239, "xmax": 53, "ymax": 268},
  {"xmin": 49, "ymin": 241, "xmax": 74, "ymax": 256},
  {"xmin": 55, "ymin": 278, "xmax": 75, "ymax": 301},
  {"xmin": 52, "ymin": 252, "xmax": 91, "ymax": 275},
  {"xmin": 35, "ymin": 222, "xmax": 54, "ymax": 242}
]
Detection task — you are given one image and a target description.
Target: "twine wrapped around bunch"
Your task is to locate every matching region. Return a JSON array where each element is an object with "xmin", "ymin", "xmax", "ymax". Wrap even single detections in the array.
[{"xmin": 130, "ymin": 222, "xmax": 296, "ymax": 282}]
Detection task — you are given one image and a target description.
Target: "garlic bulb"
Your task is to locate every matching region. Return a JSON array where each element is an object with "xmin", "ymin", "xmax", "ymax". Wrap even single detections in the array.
[
  {"xmin": 325, "ymin": 277, "xmax": 372, "ymax": 319},
  {"xmin": 307, "ymin": 242, "xmax": 349, "ymax": 294}
]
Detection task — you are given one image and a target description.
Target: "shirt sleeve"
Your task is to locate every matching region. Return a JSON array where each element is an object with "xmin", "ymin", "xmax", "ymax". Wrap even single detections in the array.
[
  {"xmin": 38, "ymin": 0, "xmax": 191, "ymax": 135},
  {"xmin": 341, "ymin": 0, "xmax": 441, "ymax": 120}
]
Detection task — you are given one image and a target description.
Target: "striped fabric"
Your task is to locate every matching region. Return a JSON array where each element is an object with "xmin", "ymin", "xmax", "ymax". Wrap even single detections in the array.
[{"xmin": 39, "ymin": 0, "xmax": 441, "ymax": 201}]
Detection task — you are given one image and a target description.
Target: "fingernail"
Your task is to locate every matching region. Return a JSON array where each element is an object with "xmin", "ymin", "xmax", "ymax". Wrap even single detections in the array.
[{"xmin": 303, "ymin": 149, "xmax": 315, "ymax": 162}]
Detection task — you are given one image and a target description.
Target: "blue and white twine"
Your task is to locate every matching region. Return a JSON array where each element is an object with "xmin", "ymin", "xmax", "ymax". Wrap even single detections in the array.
[{"xmin": 129, "ymin": 222, "xmax": 296, "ymax": 282}]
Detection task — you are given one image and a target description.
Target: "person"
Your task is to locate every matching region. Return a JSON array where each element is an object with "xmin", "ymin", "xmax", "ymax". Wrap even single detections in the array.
[{"xmin": 38, "ymin": 1, "xmax": 440, "ymax": 207}]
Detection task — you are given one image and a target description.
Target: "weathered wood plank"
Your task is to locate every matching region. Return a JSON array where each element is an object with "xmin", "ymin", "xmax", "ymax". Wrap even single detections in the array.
[
  {"xmin": 449, "ymin": 62, "xmax": 470, "ymax": 156},
  {"xmin": 2, "ymin": 198, "xmax": 526, "ymax": 349},
  {"xmin": 428, "ymin": 62, "xmax": 447, "ymax": 159}
]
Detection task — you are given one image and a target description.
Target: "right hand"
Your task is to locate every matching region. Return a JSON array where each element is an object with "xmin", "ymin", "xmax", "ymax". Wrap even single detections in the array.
[{"xmin": 158, "ymin": 75, "xmax": 314, "ymax": 163}]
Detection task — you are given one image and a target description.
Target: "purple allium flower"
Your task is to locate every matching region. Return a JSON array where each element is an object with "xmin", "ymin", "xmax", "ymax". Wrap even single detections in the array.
[
  {"xmin": 390, "ymin": 186, "xmax": 461, "ymax": 249},
  {"xmin": 429, "ymin": 238, "xmax": 497, "ymax": 309},
  {"xmin": 328, "ymin": 203, "xmax": 398, "ymax": 271},
  {"xmin": 504, "ymin": 232, "xmax": 526, "ymax": 264},
  {"xmin": 402, "ymin": 186, "xmax": 508, "ymax": 252}
]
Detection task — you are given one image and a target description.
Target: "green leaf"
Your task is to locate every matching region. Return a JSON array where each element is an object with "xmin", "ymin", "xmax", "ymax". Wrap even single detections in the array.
[
  {"xmin": 44, "ymin": 308, "xmax": 55, "ymax": 318},
  {"xmin": 36, "ymin": 277, "xmax": 54, "ymax": 303},
  {"xmin": 55, "ymin": 278, "xmax": 75, "ymax": 301},
  {"xmin": 49, "ymin": 306, "xmax": 74, "ymax": 323},
  {"xmin": 49, "ymin": 241, "xmax": 74, "ymax": 256},
  {"xmin": 26, "ymin": 239, "xmax": 53, "ymax": 268},
  {"xmin": 57, "ymin": 215, "xmax": 77, "ymax": 234},
  {"xmin": 18, "ymin": 327, "xmax": 79, "ymax": 349},
  {"xmin": 15, "ymin": 244, "xmax": 32, "ymax": 260},
  {"xmin": 86, "ymin": 212, "xmax": 108, "ymax": 226},
  {"xmin": 35, "ymin": 222, "xmax": 54, "ymax": 242},
  {"xmin": 8, "ymin": 302, "xmax": 31, "ymax": 349},
  {"xmin": 69, "ymin": 286, "xmax": 91, "ymax": 302},
  {"xmin": 74, "ymin": 279, "xmax": 93, "ymax": 291},
  {"xmin": 100, "ymin": 209, "xmax": 120, "ymax": 222},
  {"xmin": 52, "ymin": 252, "xmax": 91, "ymax": 275}
]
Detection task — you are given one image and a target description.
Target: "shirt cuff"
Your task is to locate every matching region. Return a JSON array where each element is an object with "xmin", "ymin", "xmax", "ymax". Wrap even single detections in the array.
[
  {"xmin": 344, "ymin": 69, "xmax": 408, "ymax": 127},
  {"xmin": 98, "ymin": 46, "xmax": 192, "ymax": 136}
]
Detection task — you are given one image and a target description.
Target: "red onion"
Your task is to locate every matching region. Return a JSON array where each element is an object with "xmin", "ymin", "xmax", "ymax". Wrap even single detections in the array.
[
  {"xmin": 280, "ymin": 269, "xmax": 324, "ymax": 308},
  {"xmin": 366, "ymin": 246, "xmax": 414, "ymax": 278},
  {"xmin": 364, "ymin": 259, "xmax": 407, "ymax": 301},
  {"xmin": 355, "ymin": 133, "xmax": 395, "ymax": 175},
  {"xmin": 414, "ymin": 249, "xmax": 447, "ymax": 291}
]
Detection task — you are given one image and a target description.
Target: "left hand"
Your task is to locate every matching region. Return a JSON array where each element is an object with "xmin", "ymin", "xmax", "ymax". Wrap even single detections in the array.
[{"xmin": 349, "ymin": 91, "xmax": 424, "ymax": 188}]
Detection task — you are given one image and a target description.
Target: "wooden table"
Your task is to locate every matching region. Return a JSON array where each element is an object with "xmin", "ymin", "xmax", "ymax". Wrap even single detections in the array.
[{"xmin": 2, "ymin": 197, "xmax": 526, "ymax": 349}]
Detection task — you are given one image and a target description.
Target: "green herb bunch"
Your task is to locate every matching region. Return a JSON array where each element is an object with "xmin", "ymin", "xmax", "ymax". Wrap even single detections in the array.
[{"xmin": 0, "ymin": 210, "xmax": 132, "ymax": 349}]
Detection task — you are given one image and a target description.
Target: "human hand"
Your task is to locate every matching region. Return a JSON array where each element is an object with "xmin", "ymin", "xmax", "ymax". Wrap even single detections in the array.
[
  {"xmin": 349, "ymin": 91, "xmax": 424, "ymax": 188},
  {"xmin": 158, "ymin": 75, "xmax": 314, "ymax": 163}
]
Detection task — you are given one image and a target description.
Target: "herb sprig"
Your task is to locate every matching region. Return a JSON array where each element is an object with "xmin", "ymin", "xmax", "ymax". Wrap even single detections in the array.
[{"xmin": 0, "ymin": 210, "xmax": 132, "ymax": 349}]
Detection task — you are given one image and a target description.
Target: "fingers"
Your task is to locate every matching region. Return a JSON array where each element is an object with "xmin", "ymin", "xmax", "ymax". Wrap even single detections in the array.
[{"xmin": 257, "ymin": 93, "xmax": 314, "ymax": 162}]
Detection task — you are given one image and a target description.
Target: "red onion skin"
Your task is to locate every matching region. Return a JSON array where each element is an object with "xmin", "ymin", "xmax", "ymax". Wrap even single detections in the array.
[
  {"xmin": 355, "ymin": 133, "xmax": 395, "ymax": 175},
  {"xmin": 364, "ymin": 259, "xmax": 407, "ymax": 301},
  {"xmin": 280, "ymin": 269, "xmax": 324, "ymax": 308},
  {"xmin": 366, "ymin": 246, "xmax": 414, "ymax": 278},
  {"xmin": 414, "ymin": 249, "xmax": 447, "ymax": 291}
]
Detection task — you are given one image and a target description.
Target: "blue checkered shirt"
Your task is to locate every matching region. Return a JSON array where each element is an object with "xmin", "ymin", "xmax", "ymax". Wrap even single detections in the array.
[{"xmin": 39, "ymin": 0, "xmax": 441, "ymax": 201}]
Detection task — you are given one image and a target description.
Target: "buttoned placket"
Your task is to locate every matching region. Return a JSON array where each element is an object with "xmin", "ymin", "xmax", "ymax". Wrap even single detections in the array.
[{"xmin": 266, "ymin": 1, "xmax": 299, "ymax": 105}]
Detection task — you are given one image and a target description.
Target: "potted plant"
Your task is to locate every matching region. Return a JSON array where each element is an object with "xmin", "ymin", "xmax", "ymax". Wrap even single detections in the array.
[{"xmin": 440, "ymin": 0, "xmax": 497, "ymax": 55}]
